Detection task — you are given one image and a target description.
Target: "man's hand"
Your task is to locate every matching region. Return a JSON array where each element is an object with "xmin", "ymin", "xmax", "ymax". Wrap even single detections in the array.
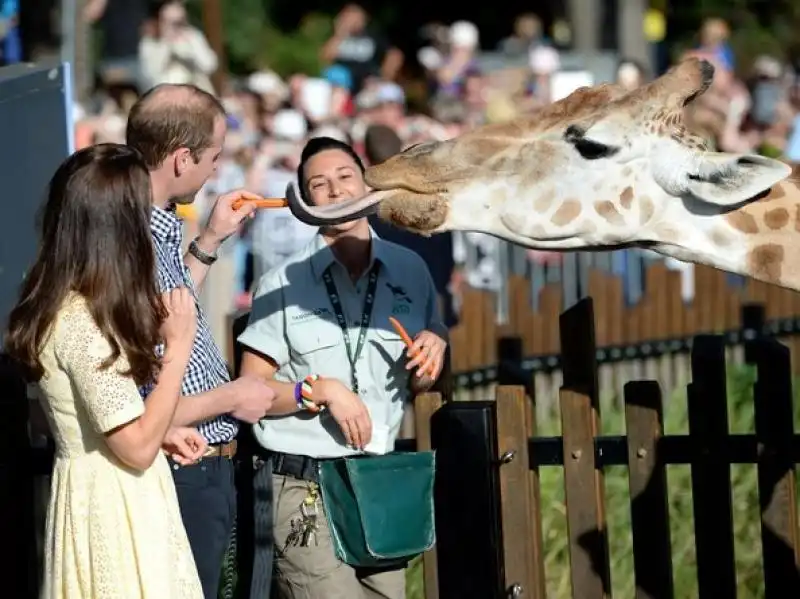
[
  {"xmin": 163, "ymin": 427, "xmax": 207, "ymax": 465},
  {"xmin": 195, "ymin": 189, "xmax": 260, "ymax": 255},
  {"xmin": 229, "ymin": 375, "xmax": 277, "ymax": 423},
  {"xmin": 406, "ymin": 330, "xmax": 447, "ymax": 381},
  {"xmin": 313, "ymin": 378, "xmax": 372, "ymax": 450}
]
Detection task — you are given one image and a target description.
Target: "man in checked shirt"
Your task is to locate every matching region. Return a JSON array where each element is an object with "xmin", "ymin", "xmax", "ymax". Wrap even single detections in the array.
[{"xmin": 126, "ymin": 84, "xmax": 276, "ymax": 599}]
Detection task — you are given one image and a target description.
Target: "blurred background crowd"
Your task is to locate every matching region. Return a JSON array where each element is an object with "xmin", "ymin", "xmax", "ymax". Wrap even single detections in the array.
[{"xmin": 6, "ymin": 0, "xmax": 800, "ymax": 351}]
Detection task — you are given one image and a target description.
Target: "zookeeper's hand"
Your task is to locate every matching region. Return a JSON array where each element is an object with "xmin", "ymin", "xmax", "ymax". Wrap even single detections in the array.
[
  {"xmin": 198, "ymin": 189, "xmax": 260, "ymax": 251},
  {"xmin": 163, "ymin": 427, "xmax": 207, "ymax": 465},
  {"xmin": 314, "ymin": 378, "xmax": 373, "ymax": 450},
  {"xmin": 406, "ymin": 330, "xmax": 447, "ymax": 380}
]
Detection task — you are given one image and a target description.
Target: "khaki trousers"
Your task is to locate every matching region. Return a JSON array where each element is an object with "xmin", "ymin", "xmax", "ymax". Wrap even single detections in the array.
[{"xmin": 272, "ymin": 474, "xmax": 406, "ymax": 599}]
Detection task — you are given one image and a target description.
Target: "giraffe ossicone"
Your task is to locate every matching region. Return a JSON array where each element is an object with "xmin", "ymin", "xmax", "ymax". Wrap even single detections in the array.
[{"xmin": 286, "ymin": 58, "xmax": 800, "ymax": 291}]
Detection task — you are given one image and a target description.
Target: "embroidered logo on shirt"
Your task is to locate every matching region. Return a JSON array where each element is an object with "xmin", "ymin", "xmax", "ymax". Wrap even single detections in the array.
[
  {"xmin": 292, "ymin": 307, "xmax": 331, "ymax": 322},
  {"xmin": 386, "ymin": 282, "xmax": 412, "ymax": 303}
]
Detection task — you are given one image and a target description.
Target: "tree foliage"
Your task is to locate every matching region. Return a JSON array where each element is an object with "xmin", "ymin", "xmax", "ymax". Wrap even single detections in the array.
[{"xmin": 186, "ymin": 0, "xmax": 332, "ymax": 77}]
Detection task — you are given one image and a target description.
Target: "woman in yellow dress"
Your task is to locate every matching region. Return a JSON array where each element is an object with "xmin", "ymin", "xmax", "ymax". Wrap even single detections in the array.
[{"xmin": 4, "ymin": 143, "xmax": 206, "ymax": 598}]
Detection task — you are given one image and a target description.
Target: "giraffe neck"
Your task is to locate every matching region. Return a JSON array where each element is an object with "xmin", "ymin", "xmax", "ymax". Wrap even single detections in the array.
[{"xmin": 653, "ymin": 179, "xmax": 800, "ymax": 292}]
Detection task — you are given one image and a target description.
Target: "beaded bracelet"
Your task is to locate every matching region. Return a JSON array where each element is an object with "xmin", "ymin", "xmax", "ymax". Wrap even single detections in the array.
[{"xmin": 295, "ymin": 374, "xmax": 322, "ymax": 412}]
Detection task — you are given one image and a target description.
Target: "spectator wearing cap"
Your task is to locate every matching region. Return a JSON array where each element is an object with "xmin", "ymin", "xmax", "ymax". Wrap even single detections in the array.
[
  {"xmin": 323, "ymin": 65, "xmax": 356, "ymax": 118},
  {"xmin": 435, "ymin": 20, "xmax": 481, "ymax": 98}
]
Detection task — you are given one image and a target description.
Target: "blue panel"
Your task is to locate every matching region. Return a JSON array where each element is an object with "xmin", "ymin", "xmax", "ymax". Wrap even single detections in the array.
[{"xmin": 0, "ymin": 62, "xmax": 70, "ymax": 337}]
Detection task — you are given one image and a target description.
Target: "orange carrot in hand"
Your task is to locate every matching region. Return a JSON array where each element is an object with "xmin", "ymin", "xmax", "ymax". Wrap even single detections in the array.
[
  {"xmin": 389, "ymin": 316, "xmax": 415, "ymax": 351},
  {"xmin": 232, "ymin": 197, "xmax": 288, "ymax": 210}
]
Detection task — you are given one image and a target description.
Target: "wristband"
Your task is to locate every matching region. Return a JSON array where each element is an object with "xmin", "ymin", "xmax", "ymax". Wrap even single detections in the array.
[
  {"xmin": 293, "ymin": 381, "xmax": 305, "ymax": 410},
  {"xmin": 297, "ymin": 374, "xmax": 323, "ymax": 412}
]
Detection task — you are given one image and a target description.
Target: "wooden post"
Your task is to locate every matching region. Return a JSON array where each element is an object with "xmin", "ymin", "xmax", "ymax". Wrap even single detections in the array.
[
  {"xmin": 687, "ymin": 335, "xmax": 737, "ymax": 597},
  {"xmin": 495, "ymin": 385, "xmax": 536, "ymax": 598},
  {"xmin": 624, "ymin": 380, "xmax": 674, "ymax": 599},
  {"xmin": 496, "ymin": 338, "xmax": 546, "ymax": 599},
  {"xmin": 559, "ymin": 298, "xmax": 612, "ymax": 598},
  {"xmin": 430, "ymin": 401, "xmax": 505, "ymax": 599},
  {"xmin": 749, "ymin": 337, "xmax": 800, "ymax": 596}
]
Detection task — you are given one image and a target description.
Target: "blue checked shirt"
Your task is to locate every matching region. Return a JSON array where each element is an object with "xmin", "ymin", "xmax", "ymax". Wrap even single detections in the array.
[{"xmin": 141, "ymin": 205, "xmax": 239, "ymax": 444}]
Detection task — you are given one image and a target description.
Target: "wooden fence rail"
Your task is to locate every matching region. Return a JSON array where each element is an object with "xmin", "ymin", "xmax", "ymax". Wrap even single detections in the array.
[
  {"xmin": 424, "ymin": 296, "xmax": 800, "ymax": 599},
  {"xmin": 449, "ymin": 264, "xmax": 800, "ymax": 374}
]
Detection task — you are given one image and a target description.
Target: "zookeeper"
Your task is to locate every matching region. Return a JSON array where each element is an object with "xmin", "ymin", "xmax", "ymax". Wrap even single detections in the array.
[{"xmin": 238, "ymin": 136, "xmax": 448, "ymax": 599}]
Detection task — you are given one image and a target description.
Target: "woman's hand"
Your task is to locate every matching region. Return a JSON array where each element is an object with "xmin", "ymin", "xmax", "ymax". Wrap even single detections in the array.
[
  {"xmin": 160, "ymin": 287, "xmax": 197, "ymax": 360},
  {"xmin": 162, "ymin": 427, "xmax": 207, "ymax": 465}
]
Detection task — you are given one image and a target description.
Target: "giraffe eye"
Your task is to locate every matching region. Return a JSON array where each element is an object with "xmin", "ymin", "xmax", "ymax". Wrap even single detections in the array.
[
  {"xmin": 572, "ymin": 138, "xmax": 620, "ymax": 160},
  {"xmin": 564, "ymin": 124, "xmax": 620, "ymax": 160}
]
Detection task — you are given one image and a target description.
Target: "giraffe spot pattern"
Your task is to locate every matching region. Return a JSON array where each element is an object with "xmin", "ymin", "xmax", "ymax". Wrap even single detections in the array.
[
  {"xmin": 747, "ymin": 243, "xmax": 784, "ymax": 284},
  {"xmin": 594, "ymin": 200, "xmax": 626, "ymax": 226},
  {"xmin": 619, "ymin": 186, "xmax": 634, "ymax": 210},
  {"xmin": 726, "ymin": 210, "xmax": 759, "ymax": 234},
  {"xmin": 765, "ymin": 183, "xmax": 785, "ymax": 201},
  {"xmin": 764, "ymin": 207, "xmax": 790, "ymax": 230},
  {"xmin": 653, "ymin": 224, "xmax": 682, "ymax": 243},
  {"xmin": 639, "ymin": 197, "xmax": 655, "ymax": 225},
  {"xmin": 551, "ymin": 199, "xmax": 583, "ymax": 226}
]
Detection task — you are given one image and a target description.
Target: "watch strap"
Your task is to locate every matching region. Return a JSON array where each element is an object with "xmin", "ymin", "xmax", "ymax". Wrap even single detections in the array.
[{"xmin": 188, "ymin": 237, "xmax": 217, "ymax": 265}]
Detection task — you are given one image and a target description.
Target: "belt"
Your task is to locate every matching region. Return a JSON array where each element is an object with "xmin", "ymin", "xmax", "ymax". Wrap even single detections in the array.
[
  {"xmin": 269, "ymin": 451, "xmax": 323, "ymax": 483},
  {"xmin": 203, "ymin": 440, "xmax": 237, "ymax": 459}
]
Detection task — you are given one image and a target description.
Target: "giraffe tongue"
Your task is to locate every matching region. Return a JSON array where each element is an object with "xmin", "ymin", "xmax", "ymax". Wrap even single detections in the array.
[{"xmin": 284, "ymin": 181, "xmax": 391, "ymax": 226}]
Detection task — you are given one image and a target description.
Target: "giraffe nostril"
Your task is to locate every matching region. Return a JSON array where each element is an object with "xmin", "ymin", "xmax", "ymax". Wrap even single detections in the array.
[{"xmin": 564, "ymin": 125, "xmax": 584, "ymax": 142}]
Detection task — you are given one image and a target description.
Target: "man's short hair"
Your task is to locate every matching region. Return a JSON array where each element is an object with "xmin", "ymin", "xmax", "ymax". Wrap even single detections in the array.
[
  {"xmin": 363, "ymin": 124, "xmax": 403, "ymax": 165},
  {"xmin": 126, "ymin": 84, "xmax": 226, "ymax": 169}
]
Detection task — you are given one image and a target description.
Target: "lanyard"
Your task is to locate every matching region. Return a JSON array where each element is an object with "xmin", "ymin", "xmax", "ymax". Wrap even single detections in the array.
[{"xmin": 322, "ymin": 261, "xmax": 381, "ymax": 393}]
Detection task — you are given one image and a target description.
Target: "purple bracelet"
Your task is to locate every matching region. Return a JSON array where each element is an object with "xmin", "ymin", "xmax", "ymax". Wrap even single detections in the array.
[{"xmin": 293, "ymin": 381, "xmax": 304, "ymax": 410}]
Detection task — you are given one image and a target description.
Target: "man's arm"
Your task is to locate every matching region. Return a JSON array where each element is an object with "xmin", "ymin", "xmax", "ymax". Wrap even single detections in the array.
[
  {"xmin": 183, "ymin": 190, "xmax": 259, "ymax": 292},
  {"xmin": 171, "ymin": 383, "xmax": 235, "ymax": 427},
  {"xmin": 240, "ymin": 349, "xmax": 303, "ymax": 416},
  {"xmin": 183, "ymin": 229, "xmax": 221, "ymax": 292}
]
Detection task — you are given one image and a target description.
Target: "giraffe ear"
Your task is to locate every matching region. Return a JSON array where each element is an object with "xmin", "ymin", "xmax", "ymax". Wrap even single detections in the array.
[{"xmin": 685, "ymin": 153, "xmax": 792, "ymax": 206}]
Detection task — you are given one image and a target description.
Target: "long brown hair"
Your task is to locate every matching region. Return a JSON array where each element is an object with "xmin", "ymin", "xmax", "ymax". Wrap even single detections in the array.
[{"xmin": 4, "ymin": 143, "xmax": 166, "ymax": 385}]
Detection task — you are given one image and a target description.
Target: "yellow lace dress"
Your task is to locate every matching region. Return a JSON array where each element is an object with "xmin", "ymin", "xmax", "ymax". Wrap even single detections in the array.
[{"xmin": 35, "ymin": 295, "xmax": 203, "ymax": 599}]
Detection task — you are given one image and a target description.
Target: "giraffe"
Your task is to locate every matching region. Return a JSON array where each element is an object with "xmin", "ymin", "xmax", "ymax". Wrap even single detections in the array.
[{"xmin": 284, "ymin": 58, "xmax": 800, "ymax": 291}]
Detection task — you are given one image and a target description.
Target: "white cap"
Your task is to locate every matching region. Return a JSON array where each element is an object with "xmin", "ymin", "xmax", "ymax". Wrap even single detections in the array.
[
  {"xmin": 271, "ymin": 109, "xmax": 307, "ymax": 141},
  {"xmin": 247, "ymin": 70, "xmax": 288, "ymax": 98},
  {"xmin": 310, "ymin": 125, "xmax": 349, "ymax": 143},
  {"xmin": 449, "ymin": 21, "xmax": 479, "ymax": 49},
  {"xmin": 529, "ymin": 46, "xmax": 560, "ymax": 75}
]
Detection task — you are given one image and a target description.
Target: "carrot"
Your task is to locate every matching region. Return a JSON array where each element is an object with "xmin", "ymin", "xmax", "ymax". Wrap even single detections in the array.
[
  {"xmin": 389, "ymin": 316, "xmax": 437, "ymax": 378},
  {"xmin": 231, "ymin": 197, "xmax": 288, "ymax": 210},
  {"xmin": 389, "ymin": 316, "xmax": 415, "ymax": 350}
]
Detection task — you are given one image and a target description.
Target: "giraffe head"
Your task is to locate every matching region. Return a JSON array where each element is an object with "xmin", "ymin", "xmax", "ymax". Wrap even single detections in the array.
[{"xmin": 284, "ymin": 58, "xmax": 790, "ymax": 234}]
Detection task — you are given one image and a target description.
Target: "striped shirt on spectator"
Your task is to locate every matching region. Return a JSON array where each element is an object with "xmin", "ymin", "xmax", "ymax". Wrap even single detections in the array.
[{"xmin": 140, "ymin": 204, "xmax": 239, "ymax": 444}]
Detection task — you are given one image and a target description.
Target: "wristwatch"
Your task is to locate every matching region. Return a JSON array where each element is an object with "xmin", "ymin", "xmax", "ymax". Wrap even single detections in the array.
[{"xmin": 188, "ymin": 237, "xmax": 218, "ymax": 265}]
